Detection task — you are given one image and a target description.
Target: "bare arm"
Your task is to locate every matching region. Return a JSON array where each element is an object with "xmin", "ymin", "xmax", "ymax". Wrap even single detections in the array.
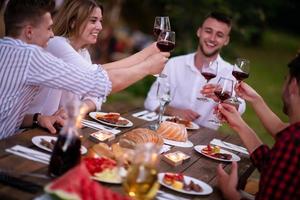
[
  {"xmin": 102, "ymin": 42, "xmax": 160, "ymax": 70},
  {"xmin": 218, "ymin": 103, "xmax": 262, "ymax": 154},
  {"xmin": 108, "ymin": 52, "xmax": 169, "ymax": 93},
  {"xmin": 236, "ymin": 82, "xmax": 288, "ymax": 137}
]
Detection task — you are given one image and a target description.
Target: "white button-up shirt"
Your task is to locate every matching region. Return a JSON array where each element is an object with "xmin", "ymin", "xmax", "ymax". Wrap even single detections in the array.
[{"xmin": 144, "ymin": 53, "xmax": 246, "ymax": 130}]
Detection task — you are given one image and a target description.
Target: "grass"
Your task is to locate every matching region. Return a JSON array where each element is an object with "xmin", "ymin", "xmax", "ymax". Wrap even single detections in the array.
[{"xmin": 106, "ymin": 29, "xmax": 300, "ymax": 146}]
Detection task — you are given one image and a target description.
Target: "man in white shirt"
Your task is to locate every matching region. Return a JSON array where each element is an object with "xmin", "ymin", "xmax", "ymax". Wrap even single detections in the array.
[
  {"xmin": 0, "ymin": 0, "xmax": 169, "ymax": 139},
  {"xmin": 144, "ymin": 11, "xmax": 245, "ymax": 130}
]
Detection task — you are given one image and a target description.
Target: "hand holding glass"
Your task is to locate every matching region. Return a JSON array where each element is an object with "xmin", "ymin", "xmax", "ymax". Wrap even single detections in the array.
[
  {"xmin": 197, "ymin": 61, "xmax": 218, "ymax": 101},
  {"xmin": 209, "ymin": 77, "xmax": 234, "ymax": 125},
  {"xmin": 231, "ymin": 58, "xmax": 250, "ymax": 103}
]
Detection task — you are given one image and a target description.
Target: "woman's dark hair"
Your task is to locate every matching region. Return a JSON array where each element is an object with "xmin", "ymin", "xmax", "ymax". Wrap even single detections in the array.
[{"xmin": 4, "ymin": 0, "xmax": 55, "ymax": 37}]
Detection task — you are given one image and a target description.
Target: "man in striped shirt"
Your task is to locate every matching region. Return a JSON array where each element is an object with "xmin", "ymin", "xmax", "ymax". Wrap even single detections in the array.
[{"xmin": 0, "ymin": 0, "xmax": 169, "ymax": 139}]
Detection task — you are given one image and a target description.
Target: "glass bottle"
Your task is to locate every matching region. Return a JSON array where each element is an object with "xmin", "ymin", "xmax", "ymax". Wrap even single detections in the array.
[{"xmin": 48, "ymin": 99, "xmax": 81, "ymax": 177}]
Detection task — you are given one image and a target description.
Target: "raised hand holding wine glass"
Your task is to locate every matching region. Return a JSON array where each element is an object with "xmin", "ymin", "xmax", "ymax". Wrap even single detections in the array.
[
  {"xmin": 197, "ymin": 61, "xmax": 218, "ymax": 101},
  {"xmin": 153, "ymin": 16, "xmax": 171, "ymax": 38},
  {"xmin": 209, "ymin": 77, "xmax": 234, "ymax": 125},
  {"xmin": 231, "ymin": 58, "xmax": 250, "ymax": 103}
]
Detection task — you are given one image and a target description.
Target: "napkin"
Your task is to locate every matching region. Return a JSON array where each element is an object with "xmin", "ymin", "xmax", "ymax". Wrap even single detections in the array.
[
  {"xmin": 159, "ymin": 144, "xmax": 171, "ymax": 154},
  {"xmin": 6, "ymin": 145, "xmax": 50, "ymax": 164},
  {"xmin": 81, "ymin": 120, "xmax": 121, "ymax": 135},
  {"xmin": 132, "ymin": 110, "xmax": 149, "ymax": 118},
  {"xmin": 210, "ymin": 139, "xmax": 249, "ymax": 155}
]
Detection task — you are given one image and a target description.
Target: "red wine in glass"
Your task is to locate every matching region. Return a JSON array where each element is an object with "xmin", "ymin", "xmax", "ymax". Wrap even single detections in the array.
[
  {"xmin": 214, "ymin": 90, "xmax": 232, "ymax": 102},
  {"xmin": 157, "ymin": 41, "xmax": 175, "ymax": 52},
  {"xmin": 201, "ymin": 72, "xmax": 217, "ymax": 82},
  {"xmin": 232, "ymin": 71, "xmax": 249, "ymax": 81}
]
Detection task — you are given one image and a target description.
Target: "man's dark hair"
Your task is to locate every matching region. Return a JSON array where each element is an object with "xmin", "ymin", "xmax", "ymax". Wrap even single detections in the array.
[
  {"xmin": 204, "ymin": 11, "xmax": 232, "ymax": 27},
  {"xmin": 4, "ymin": 0, "xmax": 55, "ymax": 37},
  {"xmin": 288, "ymin": 53, "xmax": 300, "ymax": 84}
]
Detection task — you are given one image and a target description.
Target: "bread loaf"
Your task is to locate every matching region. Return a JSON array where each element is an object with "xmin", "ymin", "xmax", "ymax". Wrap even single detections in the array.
[
  {"xmin": 119, "ymin": 128, "xmax": 164, "ymax": 149},
  {"xmin": 157, "ymin": 121, "xmax": 188, "ymax": 142}
]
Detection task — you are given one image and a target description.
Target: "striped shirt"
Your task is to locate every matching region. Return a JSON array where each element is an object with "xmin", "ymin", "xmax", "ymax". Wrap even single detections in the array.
[{"xmin": 0, "ymin": 37, "xmax": 112, "ymax": 139}]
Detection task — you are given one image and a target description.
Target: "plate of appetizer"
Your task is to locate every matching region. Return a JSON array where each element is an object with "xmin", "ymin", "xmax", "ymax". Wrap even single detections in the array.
[
  {"xmin": 84, "ymin": 157, "xmax": 122, "ymax": 184},
  {"xmin": 89, "ymin": 112, "xmax": 133, "ymax": 128},
  {"xmin": 158, "ymin": 172, "xmax": 213, "ymax": 195},
  {"xmin": 32, "ymin": 136, "xmax": 87, "ymax": 155},
  {"xmin": 194, "ymin": 144, "xmax": 240, "ymax": 162}
]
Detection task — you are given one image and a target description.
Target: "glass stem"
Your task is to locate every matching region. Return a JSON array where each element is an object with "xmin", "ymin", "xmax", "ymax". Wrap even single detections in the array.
[{"xmin": 157, "ymin": 102, "xmax": 165, "ymax": 124}]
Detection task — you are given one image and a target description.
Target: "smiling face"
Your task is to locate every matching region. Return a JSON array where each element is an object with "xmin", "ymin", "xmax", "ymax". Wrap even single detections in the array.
[
  {"xmin": 197, "ymin": 17, "xmax": 231, "ymax": 58},
  {"xmin": 72, "ymin": 7, "xmax": 103, "ymax": 49}
]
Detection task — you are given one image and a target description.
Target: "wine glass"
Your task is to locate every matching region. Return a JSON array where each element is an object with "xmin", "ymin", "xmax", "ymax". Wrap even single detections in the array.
[
  {"xmin": 208, "ymin": 77, "xmax": 234, "ymax": 125},
  {"xmin": 154, "ymin": 30, "xmax": 175, "ymax": 78},
  {"xmin": 231, "ymin": 58, "xmax": 250, "ymax": 104},
  {"xmin": 153, "ymin": 16, "xmax": 171, "ymax": 39},
  {"xmin": 197, "ymin": 61, "xmax": 218, "ymax": 101},
  {"xmin": 150, "ymin": 77, "xmax": 174, "ymax": 130},
  {"xmin": 156, "ymin": 31, "xmax": 175, "ymax": 52},
  {"xmin": 123, "ymin": 143, "xmax": 160, "ymax": 200}
]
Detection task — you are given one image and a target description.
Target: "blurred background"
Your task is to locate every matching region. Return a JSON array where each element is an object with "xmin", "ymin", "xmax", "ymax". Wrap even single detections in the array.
[
  {"xmin": 89, "ymin": 0, "xmax": 300, "ymax": 146},
  {"xmin": 1, "ymin": 0, "xmax": 299, "ymax": 145}
]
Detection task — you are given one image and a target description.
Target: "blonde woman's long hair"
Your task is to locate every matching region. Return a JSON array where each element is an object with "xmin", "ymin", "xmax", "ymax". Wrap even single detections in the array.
[{"xmin": 53, "ymin": 0, "xmax": 103, "ymax": 38}]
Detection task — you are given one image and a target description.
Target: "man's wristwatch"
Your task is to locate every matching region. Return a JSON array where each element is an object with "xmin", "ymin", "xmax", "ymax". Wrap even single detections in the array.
[{"xmin": 32, "ymin": 113, "xmax": 41, "ymax": 128}]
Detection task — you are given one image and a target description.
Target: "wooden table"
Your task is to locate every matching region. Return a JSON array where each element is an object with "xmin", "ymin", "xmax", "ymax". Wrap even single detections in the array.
[{"xmin": 0, "ymin": 107, "xmax": 254, "ymax": 200}]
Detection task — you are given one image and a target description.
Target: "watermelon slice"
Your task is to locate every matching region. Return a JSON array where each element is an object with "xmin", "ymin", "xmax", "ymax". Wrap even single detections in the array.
[{"xmin": 45, "ymin": 162, "xmax": 130, "ymax": 200}]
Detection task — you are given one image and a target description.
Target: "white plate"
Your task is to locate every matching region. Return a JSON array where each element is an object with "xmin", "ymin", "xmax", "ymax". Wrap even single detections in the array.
[
  {"xmin": 194, "ymin": 145, "xmax": 240, "ymax": 162},
  {"xmin": 89, "ymin": 112, "xmax": 133, "ymax": 128},
  {"xmin": 162, "ymin": 116, "xmax": 199, "ymax": 130},
  {"xmin": 32, "ymin": 136, "xmax": 87, "ymax": 155},
  {"xmin": 163, "ymin": 139, "xmax": 193, "ymax": 148},
  {"xmin": 158, "ymin": 173, "xmax": 213, "ymax": 195}
]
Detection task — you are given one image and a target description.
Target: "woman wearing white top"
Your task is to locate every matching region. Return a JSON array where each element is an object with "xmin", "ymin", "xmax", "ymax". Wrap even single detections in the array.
[{"xmin": 28, "ymin": 0, "xmax": 162, "ymax": 117}]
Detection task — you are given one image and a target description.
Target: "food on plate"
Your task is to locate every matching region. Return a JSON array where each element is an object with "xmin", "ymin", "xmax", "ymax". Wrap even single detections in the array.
[
  {"xmin": 119, "ymin": 128, "xmax": 164, "ymax": 149},
  {"xmin": 83, "ymin": 157, "xmax": 117, "ymax": 175},
  {"xmin": 163, "ymin": 173, "xmax": 184, "ymax": 190},
  {"xmin": 202, "ymin": 144, "xmax": 232, "ymax": 160},
  {"xmin": 166, "ymin": 116, "xmax": 192, "ymax": 128},
  {"xmin": 40, "ymin": 138, "xmax": 56, "ymax": 150},
  {"xmin": 96, "ymin": 112, "xmax": 128, "ymax": 125},
  {"xmin": 45, "ymin": 162, "xmax": 130, "ymax": 200},
  {"xmin": 162, "ymin": 173, "xmax": 203, "ymax": 192},
  {"xmin": 91, "ymin": 143, "xmax": 115, "ymax": 159},
  {"xmin": 83, "ymin": 157, "xmax": 121, "ymax": 182},
  {"xmin": 156, "ymin": 121, "xmax": 188, "ymax": 142}
]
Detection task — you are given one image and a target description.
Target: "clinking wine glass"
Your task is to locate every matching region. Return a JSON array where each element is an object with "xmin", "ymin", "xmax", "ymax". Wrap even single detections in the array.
[
  {"xmin": 153, "ymin": 16, "xmax": 171, "ymax": 39},
  {"xmin": 155, "ymin": 31, "xmax": 175, "ymax": 78},
  {"xmin": 122, "ymin": 143, "xmax": 160, "ymax": 200},
  {"xmin": 156, "ymin": 30, "xmax": 175, "ymax": 52},
  {"xmin": 231, "ymin": 58, "xmax": 250, "ymax": 104},
  {"xmin": 197, "ymin": 61, "xmax": 218, "ymax": 102},
  {"xmin": 208, "ymin": 77, "xmax": 234, "ymax": 125}
]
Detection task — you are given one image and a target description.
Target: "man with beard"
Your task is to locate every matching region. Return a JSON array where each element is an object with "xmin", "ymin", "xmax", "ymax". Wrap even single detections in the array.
[
  {"xmin": 216, "ymin": 54, "xmax": 300, "ymax": 199},
  {"xmin": 144, "ymin": 11, "xmax": 245, "ymax": 129}
]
